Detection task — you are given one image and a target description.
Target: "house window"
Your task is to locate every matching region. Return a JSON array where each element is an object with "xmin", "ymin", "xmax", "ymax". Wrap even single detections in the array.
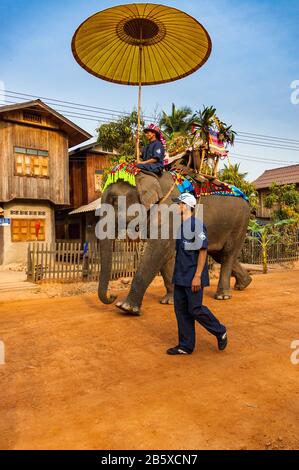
[
  {"xmin": 23, "ymin": 112, "xmax": 42, "ymax": 123},
  {"xmin": 11, "ymin": 219, "xmax": 46, "ymax": 242},
  {"xmin": 102, "ymin": 146, "xmax": 114, "ymax": 153},
  {"xmin": 14, "ymin": 147, "xmax": 49, "ymax": 178},
  {"xmin": 95, "ymin": 170, "xmax": 104, "ymax": 192},
  {"xmin": 15, "ymin": 147, "xmax": 27, "ymax": 154}
]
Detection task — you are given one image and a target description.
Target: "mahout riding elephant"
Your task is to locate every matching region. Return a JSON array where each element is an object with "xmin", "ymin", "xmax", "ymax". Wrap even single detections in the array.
[{"xmin": 97, "ymin": 172, "xmax": 252, "ymax": 315}]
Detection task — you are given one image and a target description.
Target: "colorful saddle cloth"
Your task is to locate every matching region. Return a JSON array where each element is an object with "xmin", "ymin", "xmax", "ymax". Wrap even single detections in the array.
[
  {"xmin": 102, "ymin": 162, "xmax": 249, "ymax": 203},
  {"xmin": 170, "ymin": 171, "xmax": 249, "ymax": 202}
]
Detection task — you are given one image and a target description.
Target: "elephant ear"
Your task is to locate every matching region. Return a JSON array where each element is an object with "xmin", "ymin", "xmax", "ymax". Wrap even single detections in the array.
[
  {"xmin": 135, "ymin": 171, "xmax": 180, "ymax": 210},
  {"xmin": 135, "ymin": 172, "xmax": 164, "ymax": 211}
]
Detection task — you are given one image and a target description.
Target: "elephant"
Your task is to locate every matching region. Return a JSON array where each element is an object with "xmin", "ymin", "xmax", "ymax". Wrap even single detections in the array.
[{"xmin": 97, "ymin": 172, "xmax": 252, "ymax": 315}]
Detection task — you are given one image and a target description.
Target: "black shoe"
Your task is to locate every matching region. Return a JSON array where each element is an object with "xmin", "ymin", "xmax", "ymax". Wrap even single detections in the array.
[
  {"xmin": 217, "ymin": 332, "xmax": 228, "ymax": 351},
  {"xmin": 167, "ymin": 346, "xmax": 191, "ymax": 355}
]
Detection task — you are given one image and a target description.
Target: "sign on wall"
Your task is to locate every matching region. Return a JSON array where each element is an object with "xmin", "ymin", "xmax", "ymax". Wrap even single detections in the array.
[
  {"xmin": 0, "ymin": 218, "xmax": 10, "ymax": 226},
  {"xmin": 10, "ymin": 210, "xmax": 46, "ymax": 216}
]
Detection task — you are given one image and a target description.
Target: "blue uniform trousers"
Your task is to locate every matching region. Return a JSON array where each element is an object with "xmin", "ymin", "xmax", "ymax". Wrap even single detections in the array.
[
  {"xmin": 174, "ymin": 285, "xmax": 226, "ymax": 353},
  {"xmin": 137, "ymin": 163, "xmax": 163, "ymax": 175}
]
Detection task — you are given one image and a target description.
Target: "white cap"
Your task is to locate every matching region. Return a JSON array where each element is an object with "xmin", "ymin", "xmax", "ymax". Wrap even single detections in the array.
[{"xmin": 172, "ymin": 193, "xmax": 197, "ymax": 208}]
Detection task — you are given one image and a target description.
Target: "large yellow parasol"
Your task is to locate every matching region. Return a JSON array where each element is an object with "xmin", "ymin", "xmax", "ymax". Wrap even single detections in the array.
[{"xmin": 72, "ymin": 3, "xmax": 212, "ymax": 159}]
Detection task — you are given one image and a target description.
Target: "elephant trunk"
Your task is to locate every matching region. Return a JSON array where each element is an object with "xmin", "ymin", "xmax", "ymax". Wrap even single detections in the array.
[{"xmin": 98, "ymin": 238, "xmax": 117, "ymax": 304}]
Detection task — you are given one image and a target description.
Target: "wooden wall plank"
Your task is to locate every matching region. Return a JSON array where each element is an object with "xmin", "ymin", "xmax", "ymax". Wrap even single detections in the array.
[{"xmin": 0, "ymin": 118, "xmax": 69, "ymax": 204}]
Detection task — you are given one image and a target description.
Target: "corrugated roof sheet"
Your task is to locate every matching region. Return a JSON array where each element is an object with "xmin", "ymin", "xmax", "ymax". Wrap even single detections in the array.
[
  {"xmin": 69, "ymin": 198, "xmax": 101, "ymax": 215},
  {"xmin": 69, "ymin": 140, "xmax": 117, "ymax": 156},
  {"xmin": 254, "ymin": 164, "xmax": 299, "ymax": 189}
]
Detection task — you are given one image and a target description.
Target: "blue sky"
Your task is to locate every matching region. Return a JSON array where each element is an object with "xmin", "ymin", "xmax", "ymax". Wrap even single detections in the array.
[{"xmin": 0, "ymin": 0, "xmax": 298, "ymax": 180}]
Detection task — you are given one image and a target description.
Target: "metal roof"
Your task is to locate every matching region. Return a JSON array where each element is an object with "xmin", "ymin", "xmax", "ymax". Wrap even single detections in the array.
[
  {"xmin": 254, "ymin": 164, "xmax": 299, "ymax": 189},
  {"xmin": 69, "ymin": 198, "xmax": 101, "ymax": 215},
  {"xmin": 69, "ymin": 140, "xmax": 117, "ymax": 156}
]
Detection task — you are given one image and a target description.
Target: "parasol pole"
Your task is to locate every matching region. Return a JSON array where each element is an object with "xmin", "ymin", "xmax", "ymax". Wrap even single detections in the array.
[
  {"xmin": 136, "ymin": 47, "xmax": 142, "ymax": 162},
  {"xmin": 136, "ymin": 31, "xmax": 143, "ymax": 162}
]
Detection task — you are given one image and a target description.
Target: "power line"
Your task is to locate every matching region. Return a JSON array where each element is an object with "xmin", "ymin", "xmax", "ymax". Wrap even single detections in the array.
[
  {"xmin": 0, "ymin": 96, "xmax": 153, "ymax": 126},
  {"xmin": 0, "ymin": 98, "xmax": 152, "ymax": 126},
  {"xmin": 2, "ymin": 92, "xmax": 136, "ymax": 120},
  {"xmin": 1, "ymin": 91, "xmax": 299, "ymax": 155},
  {"xmin": 1, "ymin": 97, "xmax": 297, "ymax": 167},
  {"xmin": 1, "ymin": 98, "xmax": 298, "ymax": 161},
  {"xmin": 0, "ymin": 99, "xmax": 113, "ymax": 125},
  {"xmin": 230, "ymin": 155, "xmax": 289, "ymax": 167},
  {"xmin": 1, "ymin": 89, "xmax": 156, "ymax": 120},
  {"xmin": 230, "ymin": 152, "xmax": 298, "ymax": 165},
  {"xmin": 2, "ymin": 89, "xmax": 299, "ymax": 146},
  {"xmin": 229, "ymin": 156, "xmax": 292, "ymax": 167},
  {"xmin": 238, "ymin": 131, "xmax": 299, "ymax": 144},
  {"xmin": 235, "ymin": 139, "xmax": 299, "ymax": 152},
  {"xmin": 2, "ymin": 96, "xmax": 298, "ymax": 152}
]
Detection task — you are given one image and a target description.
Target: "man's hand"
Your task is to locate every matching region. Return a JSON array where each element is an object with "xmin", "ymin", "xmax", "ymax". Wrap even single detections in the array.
[{"xmin": 192, "ymin": 274, "xmax": 201, "ymax": 293}]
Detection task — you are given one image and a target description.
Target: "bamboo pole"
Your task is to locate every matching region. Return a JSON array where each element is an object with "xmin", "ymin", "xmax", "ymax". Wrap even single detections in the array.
[
  {"xmin": 213, "ymin": 156, "xmax": 220, "ymax": 176},
  {"xmin": 136, "ymin": 35, "xmax": 143, "ymax": 162}
]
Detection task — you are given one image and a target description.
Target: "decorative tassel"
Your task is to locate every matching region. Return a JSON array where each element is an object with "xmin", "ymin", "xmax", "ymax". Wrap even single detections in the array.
[{"xmin": 102, "ymin": 166, "xmax": 138, "ymax": 192}]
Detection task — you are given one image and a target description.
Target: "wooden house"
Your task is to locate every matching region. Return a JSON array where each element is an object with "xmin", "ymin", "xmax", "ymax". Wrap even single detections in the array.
[
  {"xmin": 254, "ymin": 164, "xmax": 299, "ymax": 220},
  {"xmin": 55, "ymin": 142, "xmax": 117, "ymax": 243},
  {"xmin": 0, "ymin": 99, "xmax": 91, "ymax": 265}
]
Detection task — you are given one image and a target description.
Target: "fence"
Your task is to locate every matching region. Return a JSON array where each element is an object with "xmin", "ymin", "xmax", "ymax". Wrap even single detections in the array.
[
  {"xmin": 27, "ymin": 240, "xmax": 143, "ymax": 283},
  {"xmin": 240, "ymin": 238, "xmax": 299, "ymax": 265},
  {"xmin": 27, "ymin": 237, "xmax": 299, "ymax": 284}
]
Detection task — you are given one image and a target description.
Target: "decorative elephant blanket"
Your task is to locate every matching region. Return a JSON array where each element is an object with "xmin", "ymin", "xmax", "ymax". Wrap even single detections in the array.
[
  {"xmin": 102, "ymin": 162, "xmax": 249, "ymax": 203},
  {"xmin": 170, "ymin": 171, "xmax": 249, "ymax": 202}
]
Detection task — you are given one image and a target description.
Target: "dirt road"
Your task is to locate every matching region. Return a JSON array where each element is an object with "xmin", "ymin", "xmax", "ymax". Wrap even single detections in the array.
[{"xmin": 0, "ymin": 270, "xmax": 298, "ymax": 450}]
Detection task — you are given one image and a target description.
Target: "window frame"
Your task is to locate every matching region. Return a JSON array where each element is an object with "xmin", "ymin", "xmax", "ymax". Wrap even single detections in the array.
[
  {"xmin": 14, "ymin": 146, "xmax": 49, "ymax": 179},
  {"xmin": 11, "ymin": 218, "xmax": 46, "ymax": 242}
]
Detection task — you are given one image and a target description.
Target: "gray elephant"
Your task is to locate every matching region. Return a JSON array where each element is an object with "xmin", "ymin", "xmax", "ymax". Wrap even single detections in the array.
[{"xmin": 97, "ymin": 172, "xmax": 252, "ymax": 315}]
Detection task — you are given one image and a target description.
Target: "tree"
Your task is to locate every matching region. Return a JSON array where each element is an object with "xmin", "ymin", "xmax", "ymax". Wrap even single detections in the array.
[
  {"xmin": 190, "ymin": 106, "xmax": 237, "ymax": 175},
  {"xmin": 220, "ymin": 163, "xmax": 258, "ymax": 209},
  {"xmin": 159, "ymin": 103, "xmax": 193, "ymax": 140},
  {"xmin": 97, "ymin": 111, "xmax": 146, "ymax": 192},
  {"xmin": 214, "ymin": 114, "xmax": 237, "ymax": 146},
  {"xmin": 264, "ymin": 182, "xmax": 299, "ymax": 222},
  {"xmin": 97, "ymin": 111, "xmax": 145, "ymax": 159},
  {"xmin": 189, "ymin": 106, "xmax": 216, "ymax": 173},
  {"xmin": 192, "ymin": 105, "xmax": 216, "ymax": 148},
  {"xmin": 248, "ymin": 218, "xmax": 296, "ymax": 274}
]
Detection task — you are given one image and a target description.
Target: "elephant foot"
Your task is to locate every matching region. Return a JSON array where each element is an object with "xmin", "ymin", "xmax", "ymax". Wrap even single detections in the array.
[
  {"xmin": 160, "ymin": 293, "xmax": 174, "ymax": 305},
  {"xmin": 214, "ymin": 291, "xmax": 232, "ymax": 301},
  {"xmin": 116, "ymin": 300, "xmax": 142, "ymax": 316},
  {"xmin": 234, "ymin": 276, "xmax": 252, "ymax": 291}
]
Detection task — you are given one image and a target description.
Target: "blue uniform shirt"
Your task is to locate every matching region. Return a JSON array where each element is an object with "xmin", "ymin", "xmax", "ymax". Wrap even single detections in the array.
[
  {"xmin": 141, "ymin": 140, "xmax": 165, "ymax": 170},
  {"xmin": 172, "ymin": 216, "xmax": 210, "ymax": 288}
]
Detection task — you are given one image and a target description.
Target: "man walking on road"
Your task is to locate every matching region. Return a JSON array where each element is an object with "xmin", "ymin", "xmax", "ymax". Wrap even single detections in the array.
[{"xmin": 167, "ymin": 193, "xmax": 228, "ymax": 355}]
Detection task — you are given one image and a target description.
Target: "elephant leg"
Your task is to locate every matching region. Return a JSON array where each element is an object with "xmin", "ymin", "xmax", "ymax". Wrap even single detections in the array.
[
  {"xmin": 160, "ymin": 256, "xmax": 175, "ymax": 305},
  {"xmin": 116, "ymin": 239, "xmax": 172, "ymax": 315},
  {"xmin": 215, "ymin": 252, "xmax": 235, "ymax": 300},
  {"xmin": 232, "ymin": 260, "xmax": 252, "ymax": 290},
  {"xmin": 209, "ymin": 252, "xmax": 231, "ymax": 300}
]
